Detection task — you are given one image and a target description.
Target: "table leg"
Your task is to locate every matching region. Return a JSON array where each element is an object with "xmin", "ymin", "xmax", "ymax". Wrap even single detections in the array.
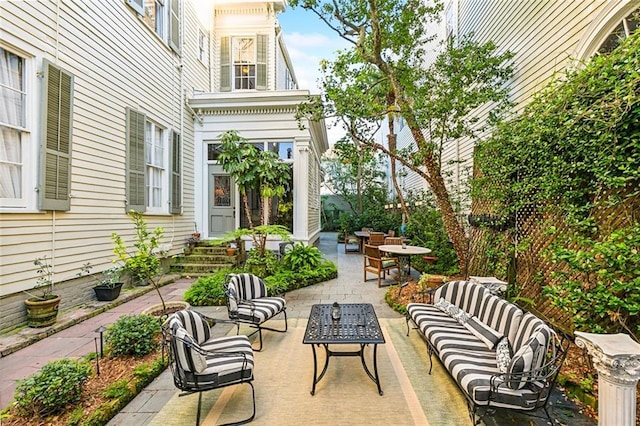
[
  {"xmin": 310, "ymin": 343, "xmax": 331, "ymax": 396},
  {"xmin": 359, "ymin": 344, "xmax": 384, "ymax": 395}
]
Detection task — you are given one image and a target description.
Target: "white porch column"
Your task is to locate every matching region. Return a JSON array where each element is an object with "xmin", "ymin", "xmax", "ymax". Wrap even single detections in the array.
[
  {"xmin": 574, "ymin": 332, "xmax": 640, "ymax": 426},
  {"xmin": 293, "ymin": 138, "xmax": 310, "ymax": 243}
]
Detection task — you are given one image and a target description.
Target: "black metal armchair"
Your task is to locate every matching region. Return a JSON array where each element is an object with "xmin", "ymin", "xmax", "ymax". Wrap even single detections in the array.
[
  {"xmin": 163, "ymin": 309, "xmax": 256, "ymax": 425},
  {"xmin": 224, "ymin": 273, "xmax": 288, "ymax": 351}
]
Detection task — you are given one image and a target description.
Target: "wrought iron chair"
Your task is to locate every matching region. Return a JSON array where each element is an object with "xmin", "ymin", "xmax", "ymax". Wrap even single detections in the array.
[
  {"xmin": 163, "ymin": 309, "xmax": 255, "ymax": 425},
  {"xmin": 224, "ymin": 273, "xmax": 288, "ymax": 351},
  {"xmin": 363, "ymin": 244, "xmax": 400, "ymax": 287}
]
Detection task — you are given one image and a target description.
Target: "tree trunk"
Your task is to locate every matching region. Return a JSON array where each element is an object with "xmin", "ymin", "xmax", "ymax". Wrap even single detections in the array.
[{"xmin": 386, "ymin": 97, "xmax": 410, "ymax": 221}]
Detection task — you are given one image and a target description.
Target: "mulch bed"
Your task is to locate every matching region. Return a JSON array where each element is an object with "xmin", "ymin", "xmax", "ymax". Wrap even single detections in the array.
[{"xmin": 2, "ymin": 347, "xmax": 164, "ymax": 425}]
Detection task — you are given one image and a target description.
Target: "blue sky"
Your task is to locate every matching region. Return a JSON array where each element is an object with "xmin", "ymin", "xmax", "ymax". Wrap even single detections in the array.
[{"xmin": 278, "ymin": 5, "xmax": 349, "ymax": 94}]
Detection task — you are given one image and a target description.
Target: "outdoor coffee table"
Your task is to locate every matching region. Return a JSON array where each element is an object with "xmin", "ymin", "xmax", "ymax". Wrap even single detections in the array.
[{"xmin": 303, "ymin": 303, "xmax": 385, "ymax": 395}]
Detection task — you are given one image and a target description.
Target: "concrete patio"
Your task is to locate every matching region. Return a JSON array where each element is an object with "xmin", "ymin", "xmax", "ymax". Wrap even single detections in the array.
[{"xmin": 0, "ymin": 233, "xmax": 595, "ymax": 425}]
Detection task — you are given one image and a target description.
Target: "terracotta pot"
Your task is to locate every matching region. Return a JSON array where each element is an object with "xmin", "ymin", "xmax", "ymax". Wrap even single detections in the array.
[
  {"xmin": 141, "ymin": 301, "xmax": 190, "ymax": 318},
  {"xmin": 226, "ymin": 247, "xmax": 236, "ymax": 256},
  {"xmin": 25, "ymin": 295, "xmax": 61, "ymax": 328}
]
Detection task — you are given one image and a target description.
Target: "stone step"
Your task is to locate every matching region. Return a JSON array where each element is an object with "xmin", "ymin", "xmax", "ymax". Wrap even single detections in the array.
[{"xmin": 173, "ymin": 254, "xmax": 235, "ymax": 264}]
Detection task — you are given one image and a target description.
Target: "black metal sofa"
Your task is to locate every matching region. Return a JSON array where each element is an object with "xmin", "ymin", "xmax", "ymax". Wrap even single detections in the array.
[{"xmin": 406, "ymin": 280, "xmax": 569, "ymax": 424}]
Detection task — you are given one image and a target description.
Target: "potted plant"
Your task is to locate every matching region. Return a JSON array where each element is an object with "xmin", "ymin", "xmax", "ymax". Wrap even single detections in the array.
[
  {"xmin": 78, "ymin": 263, "xmax": 124, "ymax": 302},
  {"xmin": 226, "ymin": 243, "xmax": 237, "ymax": 256},
  {"xmin": 24, "ymin": 256, "xmax": 61, "ymax": 328}
]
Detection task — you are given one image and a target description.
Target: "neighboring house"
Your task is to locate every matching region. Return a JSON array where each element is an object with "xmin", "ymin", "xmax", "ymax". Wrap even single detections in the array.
[
  {"xmin": 389, "ymin": 0, "xmax": 639, "ymax": 210},
  {"xmin": 0, "ymin": 0, "xmax": 326, "ymax": 332},
  {"xmin": 190, "ymin": 0, "xmax": 328, "ymax": 245}
]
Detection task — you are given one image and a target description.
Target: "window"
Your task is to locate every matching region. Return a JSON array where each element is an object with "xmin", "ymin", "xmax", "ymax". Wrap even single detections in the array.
[
  {"xmin": 220, "ymin": 34, "xmax": 267, "ymax": 92},
  {"xmin": 143, "ymin": 0, "xmax": 165, "ymax": 39},
  {"xmin": 198, "ymin": 30, "xmax": 207, "ymax": 63},
  {"xmin": 145, "ymin": 121, "xmax": 166, "ymax": 210},
  {"xmin": 598, "ymin": 11, "xmax": 639, "ymax": 54},
  {"xmin": 233, "ymin": 37, "xmax": 256, "ymax": 90},
  {"xmin": 128, "ymin": 0, "xmax": 180, "ymax": 54},
  {"xmin": 126, "ymin": 108, "xmax": 178, "ymax": 214},
  {"xmin": 0, "ymin": 47, "xmax": 26, "ymax": 205}
]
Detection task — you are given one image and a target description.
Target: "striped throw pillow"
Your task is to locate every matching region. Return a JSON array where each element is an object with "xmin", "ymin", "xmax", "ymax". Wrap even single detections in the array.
[
  {"xmin": 463, "ymin": 316, "xmax": 504, "ymax": 349},
  {"xmin": 506, "ymin": 328, "xmax": 549, "ymax": 389}
]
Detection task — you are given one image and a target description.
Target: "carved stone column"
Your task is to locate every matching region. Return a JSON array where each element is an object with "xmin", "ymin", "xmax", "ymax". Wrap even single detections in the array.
[{"xmin": 574, "ymin": 332, "xmax": 640, "ymax": 426}]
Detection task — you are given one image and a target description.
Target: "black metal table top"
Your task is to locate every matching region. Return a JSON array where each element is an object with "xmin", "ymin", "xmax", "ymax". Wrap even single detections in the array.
[{"xmin": 303, "ymin": 303, "xmax": 385, "ymax": 345}]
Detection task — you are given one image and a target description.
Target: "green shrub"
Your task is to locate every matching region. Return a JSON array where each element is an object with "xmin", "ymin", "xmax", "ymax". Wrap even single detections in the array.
[
  {"xmin": 283, "ymin": 243, "xmax": 322, "ymax": 270},
  {"xmin": 14, "ymin": 358, "xmax": 92, "ymax": 417},
  {"xmin": 106, "ymin": 314, "xmax": 160, "ymax": 357},
  {"xmin": 244, "ymin": 248, "xmax": 280, "ymax": 277},
  {"xmin": 265, "ymin": 260, "xmax": 337, "ymax": 291},
  {"xmin": 184, "ymin": 269, "xmax": 236, "ymax": 306}
]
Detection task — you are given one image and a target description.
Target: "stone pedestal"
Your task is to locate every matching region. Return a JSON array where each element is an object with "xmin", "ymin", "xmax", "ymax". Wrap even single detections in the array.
[{"xmin": 574, "ymin": 332, "xmax": 640, "ymax": 426}]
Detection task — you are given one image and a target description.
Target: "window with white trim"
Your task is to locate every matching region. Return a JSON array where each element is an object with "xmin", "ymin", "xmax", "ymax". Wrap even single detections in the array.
[
  {"xmin": 198, "ymin": 30, "xmax": 207, "ymax": 63},
  {"xmin": 220, "ymin": 34, "xmax": 267, "ymax": 92},
  {"xmin": 126, "ymin": 0, "xmax": 180, "ymax": 54},
  {"xmin": 598, "ymin": 11, "xmax": 639, "ymax": 54},
  {"xmin": 0, "ymin": 47, "xmax": 26, "ymax": 206},
  {"xmin": 145, "ymin": 120, "xmax": 166, "ymax": 210},
  {"xmin": 126, "ymin": 108, "xmax": 178, "ymax": 214}
]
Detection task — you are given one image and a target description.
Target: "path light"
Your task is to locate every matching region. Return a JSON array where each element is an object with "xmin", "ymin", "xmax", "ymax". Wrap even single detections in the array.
[{"xmin": 95, "ymin": 325, "xmax": 107, "ymax": 358}]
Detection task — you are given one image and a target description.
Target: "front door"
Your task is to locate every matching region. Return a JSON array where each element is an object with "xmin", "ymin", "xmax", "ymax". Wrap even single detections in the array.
[{"xmin": 208, "ymin": 165, "xmax": 235, "ymax": 237}]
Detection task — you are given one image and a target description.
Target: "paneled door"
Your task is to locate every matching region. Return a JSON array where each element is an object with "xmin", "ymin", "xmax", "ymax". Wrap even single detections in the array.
[{"xmin": 208, "ymin": 165, "xmax": 235, "ymax": 237}]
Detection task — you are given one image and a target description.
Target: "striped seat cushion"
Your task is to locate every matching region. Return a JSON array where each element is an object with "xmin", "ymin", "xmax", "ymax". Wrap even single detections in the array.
[
  {"xmin": 227, "ymin": 273, "xmax": 269, "ymax": 312},
  {"xmin": 476, "ymin": 292, "xmax": 523, "ymax": 346},
  {"xmin": 169, "ymin": 310, "xmax": 211, "ymax": 344},
  {"xmin": 407, "ymin": 303, "xmax": 494, "ymax": 354},
  {"xmin": 512, "ymin": 312, "xmax": 547, "ymax": 353},
  {"xmin": 433, "ymin": 281, "xmax": 488, "ymax": 317},
  {"xmin": 440, "ymin": 346, "xmax": 546, "ymax": 410},
  {"xmin": 175, "ymin": 330, "xmax": 254, "ymax": 388},
  {"xmin": 237, "ymin": 297, "xmax": 286, "ymax": 324}
]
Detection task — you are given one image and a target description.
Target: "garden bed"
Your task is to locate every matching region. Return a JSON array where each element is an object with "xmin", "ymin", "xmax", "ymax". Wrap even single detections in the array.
[{"xmin": 1, "ymin": 347, "xmax": 166, "ymax": 426}]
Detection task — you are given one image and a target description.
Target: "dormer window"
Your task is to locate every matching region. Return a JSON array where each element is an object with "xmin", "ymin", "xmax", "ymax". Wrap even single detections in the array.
[{"xmin": 220, "ymin": 35, "xmax": 267, "ymax": 91}]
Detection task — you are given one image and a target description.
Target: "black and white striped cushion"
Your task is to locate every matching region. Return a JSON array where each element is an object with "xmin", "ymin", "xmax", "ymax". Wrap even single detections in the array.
[
  {"xmin": 173, "ymin": 325, "xmax": 207, "ymax": 373},
  {"xmin": 506, "ymin": 327, "xmax": 550, "ymax": 390},
  {"xmin": 476, "ymin": 292, "xmax": 523, "ymax": 345},
  {"xmin": 512, "ymin": 312, "xmax": 546, "ymax": 353},
  {"xmin": 463, "ymin": 316, "xmax": 504, "ymax": 349},
  {"xmin": 227, "ymin": 273, "xmax": 270, "ymax": 312},
  {"xmin": 170, "ymin": 310, "xmax": 211, "ymax": 344},
  {"xmin": 434, "ymin": 281, "xmax": 488, "ymax": 317},
  {"xmin": 237, "ymin": 297, "xmax": 286, "ymax": 323}
]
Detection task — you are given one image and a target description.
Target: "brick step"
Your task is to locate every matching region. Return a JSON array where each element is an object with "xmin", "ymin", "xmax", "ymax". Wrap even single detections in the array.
[{"xmin": 173, "ymin": 254, "xmax": 235, "ymax": 264}]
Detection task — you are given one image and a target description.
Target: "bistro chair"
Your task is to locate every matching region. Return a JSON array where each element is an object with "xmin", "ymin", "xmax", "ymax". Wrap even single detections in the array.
[
  {"xmin": 163, "ymin": 309, "xmax": 255, "ymax": 425},
  {"xmin": 384, "ymin": 236, "xmax": 404, "ymax": 245},
  {"xmin": 387, "ymin": 230, "xmax": 396, "ymax": 237},
  {"xmin": 344, "ymin": 231, "xmax": 361, "ymax": 254},
  {"xmin": 361, "ymin": 227, "xmax": 373, "ymax": 232},
  {"xmin": 363, "ymin": 244, "xmax": 400, "ymax": 287},
  {"xmin": 368, "ymin": 232, "xmax": 386, "ymax": 246},
  {"xmin": 224, "ymin": 273, "xmax": 288, "ymax": 351}
]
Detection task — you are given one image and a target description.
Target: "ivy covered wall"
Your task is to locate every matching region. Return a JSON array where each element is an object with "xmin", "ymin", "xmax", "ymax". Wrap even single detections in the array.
[{"xmin": 470, "ymin": 31, "xmax": 640, "ymax": 338}]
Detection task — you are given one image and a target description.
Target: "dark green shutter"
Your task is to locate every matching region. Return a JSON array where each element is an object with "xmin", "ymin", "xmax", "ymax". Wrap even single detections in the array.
[
  {"xmin": 126, "ymin": 108, "xmax": 146, "ymax": 212},
  {"xmin": 39, "ymin": 60, "xmax": 73, "ymax": 211},
  {"xmin": 256, "ymin": 34, "xmax": 267, "ymax": 90},
  {"xmin": 220, "ymin": 36, "xmax": 230, "ymax": 92},
  {"xmin": 169, "ymin": 0, "xmax": 181, "ymax": 54},
  {"xmin": 169, "ymin": 130, "xmax": 182, "ymax": 214}
]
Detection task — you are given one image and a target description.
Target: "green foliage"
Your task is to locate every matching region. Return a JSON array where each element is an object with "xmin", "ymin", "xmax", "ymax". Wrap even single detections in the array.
[
  {"xmin": 265, "ymin": 260, "xmax": 338, "ymax": 291},
  {"xmin": 105, "ymin": 314, "xmax": 161, "ymax": 357},
  {"xmin": 103, "ymin": 379, "xmax": 131, "ymax": 399},
  {"xmin": 473, "ymin": 31, "xmax": 640, "ymax": 227},
  {"xmin": 218, "ymin": 130, "xmax": 291, "ymax": 227},
  {"xmin": 112, "ymin": 210, "xmax": 164, "ymax": 285},
  {"xmin": 545, "ymin": 224, "xmax": 640, "ymax": 336},
  {"xmin": 244, "ymin": 248, "xmax": 280, "ymax": 277},
  {"xmin": 339, "ymin": 207, "xmax": 401, "ymax": 236},
  {"xmin": 184, "ymin": 269, "xmax": 238, "ymax": 306},
  {"xmin": 14, "ymin": 358, "xmax": 92, "ymax": 417},
  {"xmin": 30, "ymin": 255, "xmax": 56, "ymax": 300},
  {"xmin": 405, "ymin": 205, "xmax": 459, "ymax": 276},
  {"xmin": 283, "ymin": 243, "xmax": 322, "ymax": 270}
]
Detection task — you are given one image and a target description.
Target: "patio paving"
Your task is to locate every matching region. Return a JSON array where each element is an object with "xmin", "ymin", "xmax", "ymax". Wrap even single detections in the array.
[{"xmin": 0, "ymin": 232, "xmax": 595, "ymax": 425}]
